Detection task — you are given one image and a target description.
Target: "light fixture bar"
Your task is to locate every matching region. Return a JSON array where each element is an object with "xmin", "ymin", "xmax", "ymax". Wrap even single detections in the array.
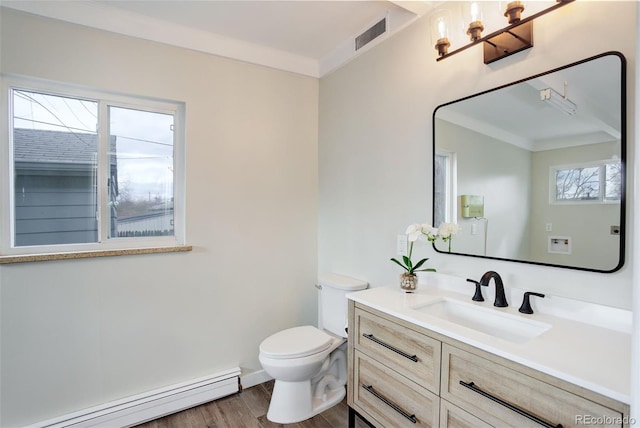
[{"xmin": 540, "ymin": 87, "xmax": 577, "ymax": 115}]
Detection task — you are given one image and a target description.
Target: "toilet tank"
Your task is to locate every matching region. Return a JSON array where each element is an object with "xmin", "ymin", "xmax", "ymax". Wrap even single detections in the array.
[{"xmin": 318, "ymin": 274, "xmax": 368, "ymax": 338}]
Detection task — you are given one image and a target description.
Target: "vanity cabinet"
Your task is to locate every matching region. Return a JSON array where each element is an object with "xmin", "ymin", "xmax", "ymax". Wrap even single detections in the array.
[
  {"xmin": 350, "ymin": 305, "xmax": 441, "ymax": 427},
  {"xmin": 347, "ymin": 301, "xmax": 630, "ymax": 428},
  {"xmin": 442, "ymin": 344, "xmax": 625, "ymax": 428},
  {"xmin": 439, "ymin": 399, "xmax": 492, "ymax": 428}
]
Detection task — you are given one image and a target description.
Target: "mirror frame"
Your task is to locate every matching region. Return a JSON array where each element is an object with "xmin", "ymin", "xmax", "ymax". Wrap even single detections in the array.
[{"xmin": 432, "ymin": 51, "xmax": 626, "ymax": 273}]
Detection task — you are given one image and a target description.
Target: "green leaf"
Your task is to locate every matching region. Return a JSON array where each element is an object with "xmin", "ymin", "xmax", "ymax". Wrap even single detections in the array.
[
  {"xmin": 412, "ymin": 258, "xmax": 429, "ymax": 270},
  {"xmin": 402, "ymin": 255, "xmax": 412, "ymax": 270},
  {"xmin": 415, "ymin": 268, "xmax": 437, "ymax": 272},
  {"xmin": 390, "ymin": 258, "xmax": 409, "ymax": 271}
]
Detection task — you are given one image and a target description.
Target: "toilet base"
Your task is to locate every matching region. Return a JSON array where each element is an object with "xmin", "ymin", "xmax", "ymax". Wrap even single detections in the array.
[{"xmin": 266, "ymin": 379, "xmax": 346, "ymax": 424}]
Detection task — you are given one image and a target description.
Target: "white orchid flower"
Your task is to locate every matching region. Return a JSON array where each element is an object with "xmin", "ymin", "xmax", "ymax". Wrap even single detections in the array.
[
  {"xmin": 439, "ymin": 222, "xmax": 461, "ymax": 238},
  {"xmin": 421, "ymin": 224, "xmax": 440, "ymax": 241},
  {"xmin": 405, "ymin": 223, "xmax": 423, "ymax": 242}
]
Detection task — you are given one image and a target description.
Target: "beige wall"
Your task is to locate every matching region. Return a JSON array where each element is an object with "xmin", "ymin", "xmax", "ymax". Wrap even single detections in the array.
[
  {"xmin": 435, "ymin": 119, "xmax": 532, "ymax": 259},
  {"xmin": 1, "ymin": 2, "xmax": 638, "ymax": 426},
  {"xmin": 319, "ymin": 2, "xmax": 636, "ymax": 307},
  {"xmin": 530, "ymin": 142, "xmax": 621, "ymax": 269},
  {"xmin": 0, "ymin": 8, "xmax": 318, "ymax": 427}
]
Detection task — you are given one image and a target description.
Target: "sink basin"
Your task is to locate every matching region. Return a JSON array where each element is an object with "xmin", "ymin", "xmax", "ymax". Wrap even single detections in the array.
[{"xmin": 412, "ymin": 298, "xmax": 551, "ymax": 344}]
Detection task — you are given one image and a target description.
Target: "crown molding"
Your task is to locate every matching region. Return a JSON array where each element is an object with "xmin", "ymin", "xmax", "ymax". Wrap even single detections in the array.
[{"xmin": 1, "ymin": 1, "xmax": 321, "ymax": 77}]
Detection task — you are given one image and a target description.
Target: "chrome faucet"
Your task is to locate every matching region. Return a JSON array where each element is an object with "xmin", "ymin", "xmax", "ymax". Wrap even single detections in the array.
[{"xmin": 479, "ymin": 271, "xmax": 508, "ymax": 307}]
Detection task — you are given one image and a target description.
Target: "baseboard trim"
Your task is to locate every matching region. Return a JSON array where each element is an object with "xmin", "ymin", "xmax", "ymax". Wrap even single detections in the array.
[
  {"xmin": 240, "ymin": 369, "xmax": 273, "ymax": 389},
  {"xmin": 26, "ymin": 367, "xmax": 241, "ymax": 428}
]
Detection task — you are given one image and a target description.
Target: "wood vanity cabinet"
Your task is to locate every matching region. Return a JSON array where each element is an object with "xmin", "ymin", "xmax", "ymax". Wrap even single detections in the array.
[
  {"xmin": 350, "ymin": 303, "xmax": 441, "ymax": 427},
  {"xmin": 347, "ymin": 301, "xmax": 630, "ymax": 428}
]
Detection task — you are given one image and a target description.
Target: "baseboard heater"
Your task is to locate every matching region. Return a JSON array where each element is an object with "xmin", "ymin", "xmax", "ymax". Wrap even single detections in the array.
[{"xmin": 27, "ymin": 367, "xmax": 241, "ymax": 428}]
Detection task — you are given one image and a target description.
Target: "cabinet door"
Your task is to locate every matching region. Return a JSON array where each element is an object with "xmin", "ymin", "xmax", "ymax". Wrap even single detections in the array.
[
  {"xmin": 441, "ymin": 344, "xmax": 625, "ymax": 428},
  {"xmin": 440, "ymin": 399, "xmax": 493, "ymax": 428},
  {"xmin": 353, "ymin": 350, "xmax": 439, "ymax": 428},
  {"xmin": 354, "ymin": 307, "xmax": 441, "ymax": 394}
]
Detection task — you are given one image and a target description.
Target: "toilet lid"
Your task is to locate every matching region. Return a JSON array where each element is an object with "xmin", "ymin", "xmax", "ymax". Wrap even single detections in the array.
[{"xmin": 260, "ymin": 326, "xmax": 333, "ymax": 359}]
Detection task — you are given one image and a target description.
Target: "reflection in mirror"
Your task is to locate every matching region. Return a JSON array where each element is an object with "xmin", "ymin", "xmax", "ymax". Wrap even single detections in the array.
[{"xmin": 432, "ymin": 52, "xmax": 625, "ymax": 273}]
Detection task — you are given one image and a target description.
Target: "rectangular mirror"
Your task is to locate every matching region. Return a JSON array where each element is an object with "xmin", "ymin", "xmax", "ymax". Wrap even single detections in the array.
[{"xmin": 433, "ymin": 52, "xmax": 626, "ymax": 273}]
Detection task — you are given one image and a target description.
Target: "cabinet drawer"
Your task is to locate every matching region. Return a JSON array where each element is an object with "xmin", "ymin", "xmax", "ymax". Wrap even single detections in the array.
[
  {"xmin": 354, "ymin": 307, "xmax": 441, "ymax": 394},
  {"xmin": 441, "ymin": 344, "xmax": 624, "ymax": 428},
  {"xmin": 440, "ymin": 399, "xmax": 492, "ymax": 428},
  {"xmin": 353, "ymin": 350, "xmax": 439, "ymax": 428}
]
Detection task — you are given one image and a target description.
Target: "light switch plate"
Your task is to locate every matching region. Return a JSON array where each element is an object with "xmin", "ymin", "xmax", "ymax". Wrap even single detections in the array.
[{"xmin": 397, "ymin": 234, "xmax": 408, "ymax": 256}]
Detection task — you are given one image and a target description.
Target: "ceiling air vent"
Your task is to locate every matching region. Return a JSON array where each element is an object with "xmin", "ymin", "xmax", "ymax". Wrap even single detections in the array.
[{"xmin": 355, "ymin": 18, "xmax": 386, "ymax": 51}]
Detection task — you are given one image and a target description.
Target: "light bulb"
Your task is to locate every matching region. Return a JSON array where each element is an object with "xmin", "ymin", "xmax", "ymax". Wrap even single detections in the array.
[
  {"xmin": 469, "ymin": 2, "xmax": 482, "ymax": 22},
  {"xmin": 431, "ymin": 9, "xmax": 452, "ymax": 57},
  {"xmin": 437, "ymin": 17, "xmax": 448, "ymax": 39},
  {"xmin": 467, "ymin": 2, "xmax": 484, "ymax": 41}
]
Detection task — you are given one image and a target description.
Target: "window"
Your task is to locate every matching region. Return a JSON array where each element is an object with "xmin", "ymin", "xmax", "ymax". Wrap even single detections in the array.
[
  {"xmin": 551, "ymin": 160, "xmax": 621, "ymax": 204},
  {"xmin": 433, "ymin": 150, "xmax": 457, "ymax": 228},
  {"xmin": 2, "ymin": 77, "xmax": 185, "ymax": 255}
]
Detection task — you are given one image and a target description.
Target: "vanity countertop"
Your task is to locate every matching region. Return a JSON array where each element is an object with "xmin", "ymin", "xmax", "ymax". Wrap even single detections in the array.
[{"xmin": 347, "ymin": 285, "xmax": 631, "ymax": 404}]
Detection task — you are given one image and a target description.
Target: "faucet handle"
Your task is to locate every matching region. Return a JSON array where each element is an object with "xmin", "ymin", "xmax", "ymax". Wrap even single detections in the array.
[
  {"xmin": 466, "ymin": 278, "xmax": 486, "ymax": 302},
  {"xmin": 519, "ymin": 292, "xmax": 545, "ymax": 314}
]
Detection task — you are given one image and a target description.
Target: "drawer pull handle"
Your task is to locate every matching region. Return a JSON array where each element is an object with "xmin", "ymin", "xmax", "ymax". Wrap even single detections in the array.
[
  {"xmin": 362, "ymin": 333, "xmax": 419, "ymax": 362},
  {"xmin": 460, "ymin": 381, "xmax": 563, "ymax": 428},
  {"xmin": 362, "ymin": 384, "xmax": 417, "ymax": 424}
]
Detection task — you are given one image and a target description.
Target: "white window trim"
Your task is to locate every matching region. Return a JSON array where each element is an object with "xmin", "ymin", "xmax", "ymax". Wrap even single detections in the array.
[
  {"xmin": 1, "ymin": 74, "xmax": 187, "ymax": 257},
  {"xmin": 548, "ymin": 159, "xmax": 621, "ymax": 206}
]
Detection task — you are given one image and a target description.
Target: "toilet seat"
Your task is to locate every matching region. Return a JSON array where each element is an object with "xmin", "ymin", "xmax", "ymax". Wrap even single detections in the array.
[{"xmin": 260, "ymin": 326, "xmax": 332, "ymax": 359}]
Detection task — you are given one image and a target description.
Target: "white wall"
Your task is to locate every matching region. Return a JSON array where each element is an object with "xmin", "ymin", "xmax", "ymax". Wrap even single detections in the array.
[
  {"xmin": 0, "ymin": 8, "xmax": 318, "ymax": 427},
  {"xmin": 319, "ymin": 2, "xmax": 636, "ymax": 307},
  {"xmin": 632, "ymin": 3, "xmax": 640, "ymax": 420}
]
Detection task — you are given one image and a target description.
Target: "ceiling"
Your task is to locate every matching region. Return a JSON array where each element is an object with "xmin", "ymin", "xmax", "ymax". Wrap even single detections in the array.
[
  {"xmin": 436, "ymin": 53, "xmax": 623, "ymax": 152},
  {"xmin": 1, "ymin": 0, "xmax": 437, "ymax": 77}
]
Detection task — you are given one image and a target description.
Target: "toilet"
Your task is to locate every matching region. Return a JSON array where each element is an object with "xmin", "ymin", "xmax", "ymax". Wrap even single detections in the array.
[{"xmin": 258, "ymin": 273, "xmax": 368, "ymax": 424}]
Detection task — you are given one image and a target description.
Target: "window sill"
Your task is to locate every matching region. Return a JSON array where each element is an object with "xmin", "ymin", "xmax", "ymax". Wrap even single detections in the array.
[{"xmin": 0, "ymin": 245, "xmax": 192, "ymax": 264}]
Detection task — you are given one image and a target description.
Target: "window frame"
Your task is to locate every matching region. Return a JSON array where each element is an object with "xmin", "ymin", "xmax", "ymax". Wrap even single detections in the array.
[
  {"xmin": 549, "ymin": 159, "xmax": 621, "ymax": 205},
  {"xmin": 1, "ymin": 74, "xmax": 186, "ymax": 256}
]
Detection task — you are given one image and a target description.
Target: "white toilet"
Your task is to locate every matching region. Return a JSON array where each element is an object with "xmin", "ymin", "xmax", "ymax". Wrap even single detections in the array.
[{"xmin": 258, "ymin": 273, "xmax": 368, "ymax": 424}]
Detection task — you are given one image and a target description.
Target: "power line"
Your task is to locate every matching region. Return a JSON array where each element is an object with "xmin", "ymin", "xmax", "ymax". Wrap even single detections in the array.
[
  {"xmin": 14, "ymin": 90, "xmax": 173, "ymax": 148},
  {"xmin": 113, "ymin": 134, "xmax": 173, "ymax": 147},
  {"xmin": 14, "ymin": 116, "xmax": 172, "ymax": 148},
  {"xmin": 14, "ymin": 116, "xmax": 96, "ymax": 134},
  {"xmin": 62, "ymin": 97, "xmax": 95, "ymax": 131},
  {"xmin": 80, "ymin": 99, "xmax": 98, "ymax": 118},
  {"xmin": 14, "ymin": 91, "xmax": 95, "ymax": 148}
]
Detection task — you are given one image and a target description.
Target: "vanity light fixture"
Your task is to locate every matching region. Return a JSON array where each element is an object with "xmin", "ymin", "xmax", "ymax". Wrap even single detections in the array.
[
  {"xmin": 504, "ymin": 1, "xmax": 525, "ymax": 24},
  {"xmin": 466, "ymin": 2, "xmax": 484, "ymax": 41},
  {"xmin": 431, "ymin": 9, "xmax": 452, "ymax": 57},
  {"xmin": 540, "ymin": 83, "xmax": 577, "ymax": 115},
  {"xmin": 435, "ymin": 0, "xmax": 574, "ymax": 64}
]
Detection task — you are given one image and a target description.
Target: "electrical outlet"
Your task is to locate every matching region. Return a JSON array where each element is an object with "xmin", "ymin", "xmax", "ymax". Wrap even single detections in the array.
[
  {"xmin": 545, "ymin": 223, "xmax": 553, "ymax": 232},
  {"xmin": 397, "ymin": 234, "xmax": 408, "ymax": 256}
]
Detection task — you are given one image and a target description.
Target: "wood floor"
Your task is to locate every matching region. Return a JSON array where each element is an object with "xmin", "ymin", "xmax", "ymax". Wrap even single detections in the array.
[{"xmin": 134, "ymin": 381, "xmax": 370, "ymax": 428}]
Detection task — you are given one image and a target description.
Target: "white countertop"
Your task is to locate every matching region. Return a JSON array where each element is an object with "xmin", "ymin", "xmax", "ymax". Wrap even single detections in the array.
[{"xmin": 347, "ymin": 284, "xmax": 631, "ymax": 404}]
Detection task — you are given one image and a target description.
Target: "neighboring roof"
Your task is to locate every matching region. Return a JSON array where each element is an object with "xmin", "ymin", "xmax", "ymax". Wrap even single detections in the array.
[
  {"xmin": 13, "ymin": 128, "xmax": 116, "ymax": 167},
  {"xmin": 14, "ymin": 128, "xmax": 97, "ymax": 164}
]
